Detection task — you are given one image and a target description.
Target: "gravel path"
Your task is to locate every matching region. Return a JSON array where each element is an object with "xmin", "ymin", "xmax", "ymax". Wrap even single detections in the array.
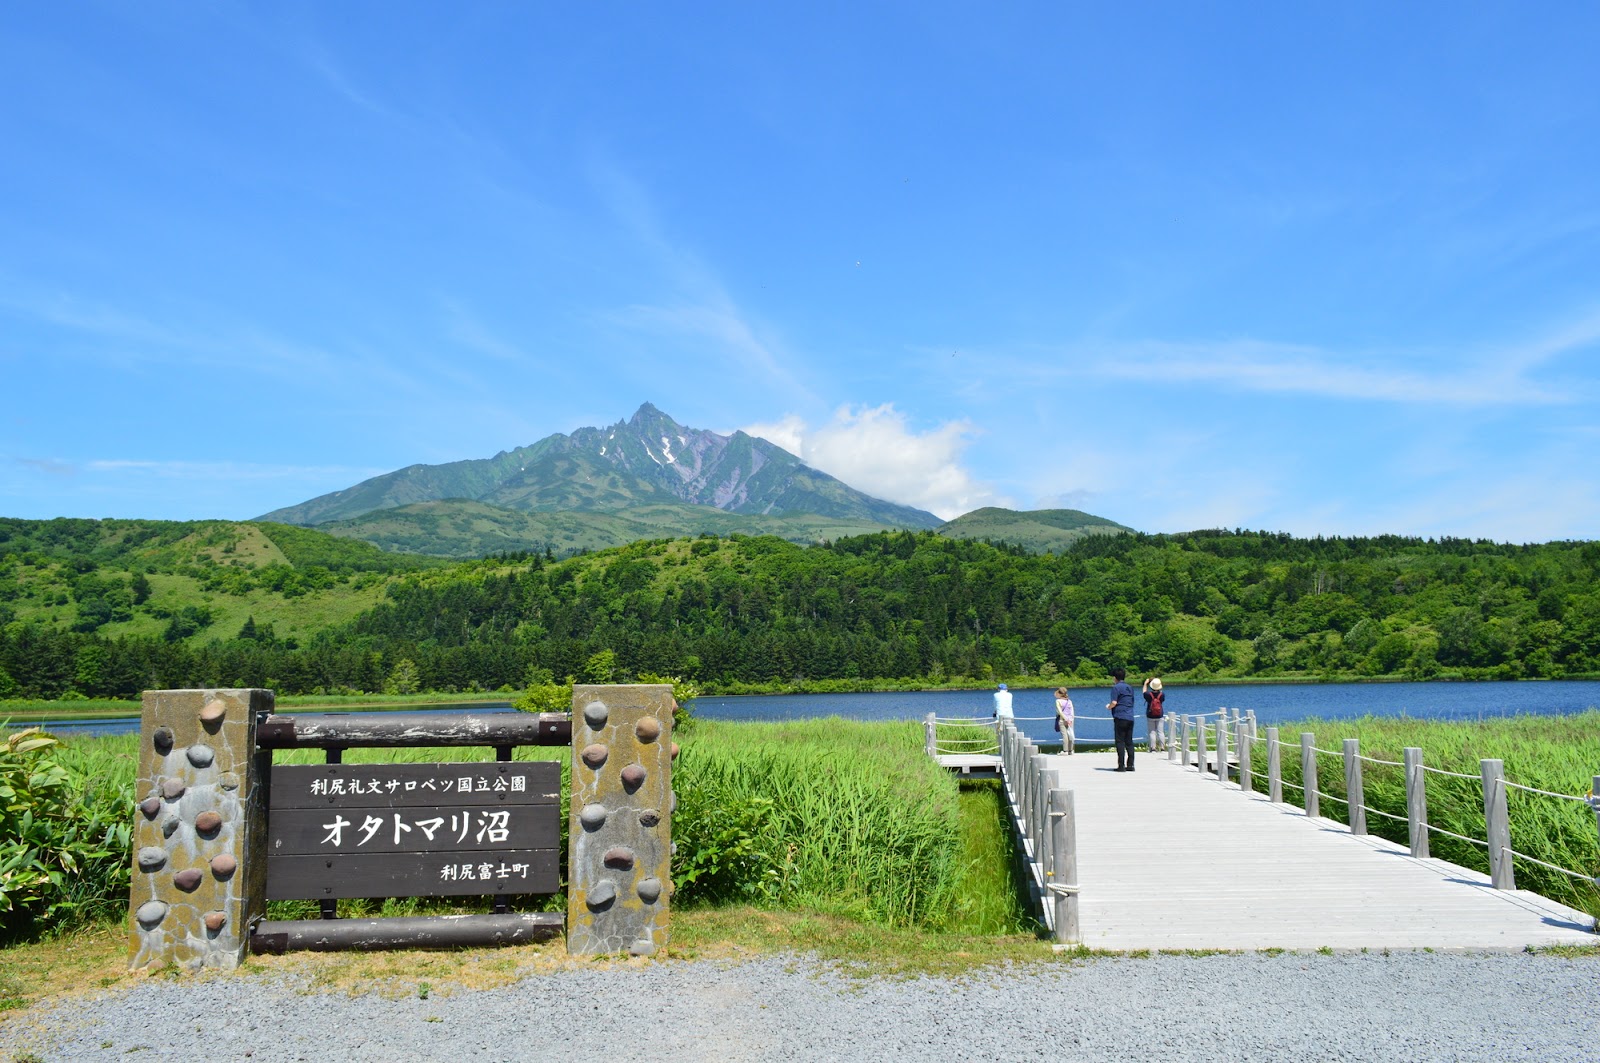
[{"xmin": 4, "ymin": 951, "xmax": 1597, "ymax": 1061}]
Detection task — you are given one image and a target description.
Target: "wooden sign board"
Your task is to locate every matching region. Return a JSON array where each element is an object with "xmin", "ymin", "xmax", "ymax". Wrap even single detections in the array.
[{"xmin": 266, "ymin": 761, "xmax": 560, "ymax": 900}]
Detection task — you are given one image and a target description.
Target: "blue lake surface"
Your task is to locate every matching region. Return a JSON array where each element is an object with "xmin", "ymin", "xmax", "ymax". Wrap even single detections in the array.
[{"xmin": 18, "ymin": 680, "xmax": 1600, "ymax": 745}]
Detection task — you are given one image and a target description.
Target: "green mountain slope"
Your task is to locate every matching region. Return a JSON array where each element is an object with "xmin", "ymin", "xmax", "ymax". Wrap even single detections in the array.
[
  {"xmin": 937, "ymin": 507, "xmax": 1133, "ymax": 553},
  {"xmin": 312, "ymin": 498, "xmax": 913, "ymax": 557}
]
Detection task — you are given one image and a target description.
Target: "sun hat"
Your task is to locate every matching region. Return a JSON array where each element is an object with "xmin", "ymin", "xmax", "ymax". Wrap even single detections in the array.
[{"xmin": 1150, "ymin": 677, "xmax": 1163, "ymax": 691}]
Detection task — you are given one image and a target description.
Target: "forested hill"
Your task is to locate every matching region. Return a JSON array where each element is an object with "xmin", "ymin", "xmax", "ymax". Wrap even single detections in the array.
[{"xmin": 3, "ymin": 526, "xmax": 1597, "ymax": 700}]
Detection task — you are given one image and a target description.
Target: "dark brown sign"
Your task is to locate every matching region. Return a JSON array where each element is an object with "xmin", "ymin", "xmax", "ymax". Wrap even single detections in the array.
[{"xmin": 265, "ymin": 761, "xmax": 560, "ymax": 900}]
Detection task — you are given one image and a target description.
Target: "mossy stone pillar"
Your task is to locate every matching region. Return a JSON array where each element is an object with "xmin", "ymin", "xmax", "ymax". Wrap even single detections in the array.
[
  {"xmin": 567, "ymin": 684, "xmax": 675, "ymax": 955},
  {"xmin": 128, "ymin": 688, "xmax": 271, "ymax": 971}
]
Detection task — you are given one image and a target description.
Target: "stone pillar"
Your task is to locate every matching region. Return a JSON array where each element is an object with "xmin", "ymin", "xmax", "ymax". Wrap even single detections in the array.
[
  {"xmin": 128, "ymin": 688, "xmax": 271, "ymax": 971},
  {"xmin": 567, "ymin": 684, "xmax": 675, "ymax": 956}
]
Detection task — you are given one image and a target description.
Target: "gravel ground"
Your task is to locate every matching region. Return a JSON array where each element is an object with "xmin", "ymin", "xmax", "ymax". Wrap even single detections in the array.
[{"xmin": 3, "ymin": 951, "xmax": 1597, "ymax": 1062}]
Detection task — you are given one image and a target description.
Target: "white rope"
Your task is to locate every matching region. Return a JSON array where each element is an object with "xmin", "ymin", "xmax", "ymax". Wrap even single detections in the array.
[
  {"xmin": 1501, "ymin": 779, "xmax": 1596, "ymax": 805},
  {"xmin": 1366, "ymin": 805, "xmax": 1409, "ymax": 824},
  {"xmin": 1420, "ymin": 764, "xmax": 1482, "ymax": 781},
  {"xmin": 1045, "ymin": 882, "xmax": 1080, "ymax": 896},
  {"xmin": 1501, "ymin": 847, "xmax": 1600, "ymax": 885},
  {"xmin": 1359, "ymin": 755, "xmax": 1406, "ymax": 768},
  {"xmin": 1424, "ymin": 823, "xmax": 1489, "ymax": 849}
]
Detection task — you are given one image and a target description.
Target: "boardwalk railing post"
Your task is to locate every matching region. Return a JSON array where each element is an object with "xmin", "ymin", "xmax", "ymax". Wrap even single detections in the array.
[
  {"xmin": 1166, "ymin": 715, "xmax": 1178, "ymax": 762},
  {"xmin": 1591, "ymin": 775, "xmax": 1600, "ymax": 864},
  {"xmin": 1024, "ymin": 742, "xmax": 1040, "ymax": 846},
  {"xmin": 1049, "ymin": 788, "xmax": 1079, "ymax": 944},
  {"xmin": 1197, "ymin": 717, "xmax": 1209, "ymax": 777},
  {"xmin": 1343, "ymin": 738, "xmax": 1367, "ymax": 835},
  {"xmin": 1238, "ymin": 719, "xmax": 1253, "ymax": 794},
  {"xmin": 1038, "ymin": 764, "xmax": 1059, "ymax": 895},
  {"xmin": 1030, "ymin": 752, "xmax": 1048, "ymax": 871},
  {"xmin": 924, "ymin": 712, "xmax": 937, "ymax": 758},
  {"xmin": 1180, "ymin": 716, "xmax": 1192, "ymax": 768},
  {"xmin": 1404, "ymin": 747, "xmax": 1429, "ymax": 858},
  {"xmin": 1247, "ymin": 710, "xmax": 1258, "ymax": 741},
  {"xmin": 1301, "ymin": 733, "xmax": 1319, "ymax": 819},
  {"xmin": 1216, "ymin": 713, "xmax": 1230, "ymax": 782},
  {"xmin": 1482, "ymin": 759, "xmax": 1515, "ymax": 890},
  {"xmin": 1267, "ymin": 727, "xmax": 1282, "ymax": 803}
]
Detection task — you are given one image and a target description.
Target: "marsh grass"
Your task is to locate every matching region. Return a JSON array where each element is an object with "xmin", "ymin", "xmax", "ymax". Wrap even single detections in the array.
[
  {"xmin": 673, "ymin": 718, "xmax": 962, "ymax": 927},
  {"xmin": 1252, "ymin": 712, "xmax": 1600, "ymax": 918}
]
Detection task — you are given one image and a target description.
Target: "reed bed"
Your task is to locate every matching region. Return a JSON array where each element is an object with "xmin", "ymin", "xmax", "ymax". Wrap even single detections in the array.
[
  {"xmin": 1247, "ymin": 712, "xmax": 1600, "ymax": 918},
  {"xmin": 672, "ymin": 718, "xmax": 963, "ymax": 928}
]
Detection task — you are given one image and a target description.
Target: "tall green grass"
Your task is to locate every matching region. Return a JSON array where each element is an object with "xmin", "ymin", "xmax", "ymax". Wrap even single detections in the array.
[
  {"xmin": 673, "ymin": 718, "xmax": 964, "ymax": 928},
  {"xmin": 5, "ymin": 717, "xmax": 1018, "ymax": 940},
  {"xmin": 1250, "ymin": 712, "xmax": 1600, "ymax": 919}
]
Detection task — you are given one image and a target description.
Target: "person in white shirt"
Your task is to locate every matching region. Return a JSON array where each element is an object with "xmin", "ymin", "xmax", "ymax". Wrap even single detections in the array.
[{"xmin": 992, "ymin": 682, "xmax": 1014, "ymax": 720}]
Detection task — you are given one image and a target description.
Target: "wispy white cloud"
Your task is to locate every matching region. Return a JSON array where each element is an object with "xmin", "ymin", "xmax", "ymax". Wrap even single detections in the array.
[{"xmin": 741, "ymin": 404, "xmax": 1007, "ymax": 520}]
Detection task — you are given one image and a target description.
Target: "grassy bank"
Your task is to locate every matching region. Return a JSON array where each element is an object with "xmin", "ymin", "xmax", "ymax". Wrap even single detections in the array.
[
  {"xmin": 1249, "ymin": 711, "xmax": 1600, "ymax": 918},
  {"xmin": 2, "ymin": 716, "xmax": 1022, "ymax": 944}
]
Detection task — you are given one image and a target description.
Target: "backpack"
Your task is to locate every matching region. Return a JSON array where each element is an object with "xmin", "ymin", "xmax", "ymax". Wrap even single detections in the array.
[{"xmin": 1147, "ymin": 690, "xmax": 1164, "ymax": 719}]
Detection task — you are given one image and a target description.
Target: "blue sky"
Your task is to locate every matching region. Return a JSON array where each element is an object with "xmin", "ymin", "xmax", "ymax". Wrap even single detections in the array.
[{"xmin": 4, "ymin": 3, "xmax": 1598, "ymax": 541}]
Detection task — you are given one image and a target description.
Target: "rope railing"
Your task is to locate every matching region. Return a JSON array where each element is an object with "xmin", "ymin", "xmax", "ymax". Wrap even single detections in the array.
[{"xmin": 1179, "ymin": 720, "xmax": 1600, "ymax": 922}]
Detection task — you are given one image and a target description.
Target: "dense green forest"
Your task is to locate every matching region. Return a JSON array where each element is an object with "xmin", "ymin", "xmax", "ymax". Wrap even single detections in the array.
[{"xmin": 2, "ymin": 516, "xmax": 1598, "ymax": 700}]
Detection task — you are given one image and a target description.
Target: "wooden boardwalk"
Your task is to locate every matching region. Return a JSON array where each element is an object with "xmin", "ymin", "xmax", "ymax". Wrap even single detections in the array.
[{"xmin": 1042, "ymin": 748, "xmax": 1597, "ymax": 951}]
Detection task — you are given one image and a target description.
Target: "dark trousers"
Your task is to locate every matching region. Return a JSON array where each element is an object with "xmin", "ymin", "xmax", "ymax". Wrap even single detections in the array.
[{"xmin": 1114, "ymin": 717, "xmax": 1136, "ymax": 769}]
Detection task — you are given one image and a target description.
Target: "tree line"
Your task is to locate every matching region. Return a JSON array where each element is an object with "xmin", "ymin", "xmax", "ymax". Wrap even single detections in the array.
[{"xmin": 3, "ymin": 528, "xmax": 1599, "ymax": 700}]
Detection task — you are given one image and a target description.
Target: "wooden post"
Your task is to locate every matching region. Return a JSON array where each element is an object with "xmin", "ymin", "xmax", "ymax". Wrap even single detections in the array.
[
  {"xmin": 1301, "ymin": 733, "xmax": 1319, "ymax": 819},
  {"xmin": 1404, "ymin": 747, "xmax": 1429, "ymax": 858},
  {"xmin": 924, "ymin": 713, "xmax": 937, "ymax": 758},
  {"xmin": 1029, "ymin": 752, "xmax": 1045, "ymax": 866},
  {"xmin": 1049, "ymin": 788, "xmax": 1079, "ymax": 944},
  {"xmin": 1023, "ymin": 743, "xmax": 1039, "ymax": 843},
  {"xmin": 1247, "ymin": 710, "xmax": 1258, "ymax": 740},
  {"xmin": 1215, "ymin": 712, "xmax": 1230, "ymax": 782},
  {"xmin": 1197, "ymin": 716, "xmax": 1208, "ymax": 777},
  {"xmin": 1166, "ymin": 715, "xmax": 1178, "ymax": 762},
  {"xmin": 1036, "ymin": 763, "xmax": 1058, "ymax": 883},
  {"xmin": 1238, "ymin": 720, "xmax": 1253, "ymax": 794},
  {"xmin": 1343, "ymin": 738, "xmax": 1367, "ymax": 835},
  {"xmin": 1481, "ymin": 759, "xmax": 1515, "ymax": 890},
  {"xmin": 1266, "ymin": 727, "xmax": 1282, "ymax": 803},
  {"xmin": 1180, "ymin": 716, "xmax": 1191, "ymax": 768}
]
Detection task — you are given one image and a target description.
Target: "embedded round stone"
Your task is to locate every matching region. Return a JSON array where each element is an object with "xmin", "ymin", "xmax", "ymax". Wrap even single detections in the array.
[
  {"xmin": 136, "ymin": 847, "xmax": 168, "ymax": 872},
  {"xmin": 217, "ymin": 772, "xmax": 241, "ymax": 792},
  {"xmin": 637, "ymin": 878, "xmax": 663, "ymax": 903},
  {"xmin": 135, "ymin": 901, "xmax": 169, "ymax": 928},
  {"xmin": 620, "ymin": 764, "xmax": 647, "ymax": 790},
  {"xmin": 586, "ymin": 880, "xmax": 617, "ymax": 909},
  {"xmin": 628, "ymin": 939, "xmax": 657, "ymax": 957},
  {"xmin": 194, "ymin": 811, "xmax": 223, "ymax": 836},
  {"xmin": 152, "ymin": 727, "xmax": 175, "ymax": 754},
  {"xmin": 161, "ymin": 778, "xmax": 186, "ymax": 800},
  {"xmin": 202, "ymin": 911, "xmax": 227, "ymax": 933},
  {"xmin": 186, "ymin": 744, "xmax": 215, "ymax": 768},
  {"xmin": 173, "ymin": 868, "xmax": 204, "ymax": 892},
  {"xmin": 161, "ymin": 816, "xmax": 180, "ymax": 838},
  {"xmin": 580, "ymin": 744, "xmax": 609, "ymax": 769},
  {"xmin": 602, "ymin": 846, "xmax": 636, "ymax": 870},
  {"xmin": 199, "ymin": 699, "xmax": 227, "ymax": 728},
  {"xmin": 578, "ymin": 804, "xmax": 608, "ymax": 831},
  {"xmin": 634, "ymin": 716, "xmax": 662, "ymax": 742},
  {"xmin": 670, "ymin": 741, "xmax": 680, "ymax": 760},
  {"xmin": 582, "ymin": 702, "xmax": 609, "ymax": 730},
  {"xmin": 638, "ymin": 808, "xmax": 661, "ymax": 828},
  {"xmin": 210, "ymin": 853, "xmax": 237, "ymax": 877},
  {"xmin": 139, "ymin": 797, "xmax": 162, "ymax": 819}
]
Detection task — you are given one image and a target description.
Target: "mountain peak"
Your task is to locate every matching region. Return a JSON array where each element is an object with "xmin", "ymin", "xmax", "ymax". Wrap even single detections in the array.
[{"xmin": 258, "ymin": 406, "xmax": 944, "ymax": 532}]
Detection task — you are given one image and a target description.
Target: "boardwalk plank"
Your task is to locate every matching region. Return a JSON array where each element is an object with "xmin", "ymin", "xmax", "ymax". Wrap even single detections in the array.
[{"xmin": 1045, "ymin": 750, "xmax": 1596, "ymax": 951}]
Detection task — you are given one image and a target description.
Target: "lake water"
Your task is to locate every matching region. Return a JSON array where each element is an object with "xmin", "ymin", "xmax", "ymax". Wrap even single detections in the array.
[{"xmin": 19, "ymin": 680, "xmax": 1600, "ymax": 744}]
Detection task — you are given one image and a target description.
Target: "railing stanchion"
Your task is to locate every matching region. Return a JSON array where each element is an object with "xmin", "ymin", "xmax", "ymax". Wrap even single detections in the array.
[
  {"xmin": 924, "ymin": 712, "xmax": 937, "ymax": 758},
  {"xmin": 1343, "ymin": 738, "xmax": 1366, "ymax": 835},
  {"xmin": 1591, "ymin": 775, "xmax": 1600, "ymax": 863},
  {"xmin": 1404, "ymin": 747, "xmax": 1429, "ymax": 858},
  {"xmin": 1238, "ymin": 719, "xmax": 1253, "ymax": 794},
  {"xmin": 1029, "ymin": 751, "xmax": 1046, "ymax": 868},
  {"xmin": 1301, "ymin": 732, "xmax": 1319, "ymax": 819},
  {"xmin": 1216, "ymin": 712, "xmax": 1230, "ymax": 782},
  {"xmin": 1266, "ymin": 727, "xmax": 1282, "ymax": 803},
  {"xmin": 1180, "ymin": 716, "xmax": 1191, "ymax": 768},
  {"xmin": 1197, "ymin": 716, "xmax": 1208, "ymax": 777},
  {"xmin": 1166, "ymin": 715, "xmax": 1178, "ymax": 762},
  {"xmin": 1482, "ymin": 759, "xmax": 1514, "ymax": 890},
  {"xmin": 1049, "ymin": 787, "xmax": 1079, "ymax": 944},
  {"xmin": 1247, "ymin": 710, "xmax": 1258, "ymax": 741}
]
